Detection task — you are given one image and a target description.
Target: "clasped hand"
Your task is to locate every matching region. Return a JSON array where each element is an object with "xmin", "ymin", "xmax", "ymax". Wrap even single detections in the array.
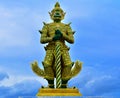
[{"xmin": 53, "ymin": 29, "xmax": 63, "ymax": 41}]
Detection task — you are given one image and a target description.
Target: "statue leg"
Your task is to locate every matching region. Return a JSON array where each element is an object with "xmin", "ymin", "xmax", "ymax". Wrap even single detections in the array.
[
  {"xmin": 43, "ymin": 50, "xmax": 55, "ymax": 88},
  {"xmin": 61, "ymin": 50, "xmax": 74, "ymax": 88}
]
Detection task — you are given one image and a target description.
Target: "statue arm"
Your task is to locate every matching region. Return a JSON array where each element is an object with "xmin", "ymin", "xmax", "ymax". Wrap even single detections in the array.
[
  {"xmin": 40, "ymin": 25, "xmax": 52, "ymax": 44},
  {"xmin": 63, "ymin": 25, "xmax": 74, "ymax": 43}
]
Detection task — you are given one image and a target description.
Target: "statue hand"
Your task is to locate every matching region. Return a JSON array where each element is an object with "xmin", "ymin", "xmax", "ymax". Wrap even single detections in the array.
[
  {"xmin": 55, "ymin": 29, "xmax": 62, "ymax": 36},
  {"xmin": 53, "ymin": 30, "xmax": 63, "ymax": 41}
]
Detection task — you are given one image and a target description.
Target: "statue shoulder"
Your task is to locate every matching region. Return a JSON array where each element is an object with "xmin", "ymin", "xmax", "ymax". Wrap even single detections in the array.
[
  {"xmin": 39, "ymin": 22, "xmax": 50, "ymax": 34},
  {"xmin": 63, "ymin": 22, "xmax": 75, "ymax": 34},
  {"xmin": 42, "ymin": 22, "xmax": 50, "ymax": 27},
  {"xmin": 60, "ymin": 22, "xmax": 72, "ymax": 27},
  {"xmin": 65, "ymin": 22, "xmax": 72, "ymax": 27},
  {"xmin": 44, "ymin": 22, "xmax": 55, "ymax": 27},
  {"xmin": 41, "ymin": 22, "xmax": 53, "ymax": 29},
  {"xmin": 58, "ymin": 22, "xmax": 71, "ymax": 27},
  {"xmin": 61, "ymin": 22, "xmax": 72, "ymax": 29}
]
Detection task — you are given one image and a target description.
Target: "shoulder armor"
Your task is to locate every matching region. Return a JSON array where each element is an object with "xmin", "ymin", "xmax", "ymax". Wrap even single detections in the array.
[
  {"xmin": 72, "ymin": 31, "xmax": 76, "ymax": 34},
  {"xmin": 66, "ymin": 22, "xmax": 72, "ymax": 26},
  {"xmin": 43, "ymin": 22, "xmax": 47, "ymax": 25},
  {"xmin": 39, "ymin": 22, "xmax": 49, "ymax": 34}
]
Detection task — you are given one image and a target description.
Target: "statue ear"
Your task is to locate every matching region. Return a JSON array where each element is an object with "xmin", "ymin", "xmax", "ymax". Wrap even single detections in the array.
[
  {"xmin": 43, "ymin": 22, "xmax": 47, "ymax": 25},
  {"xmin": 72, "ymin": 31, "xmax": 76, "ymax": 34},
  {"xmin": 39, "ymin": 30, "xmax": 42, "ymax": 34},
  {"xmin": 48, "ymin": 12, "xmax": 52, "ymax": 16},
  {"xmin": 64, "ymin": 12, "xmax": 66, "ymax": 16}
]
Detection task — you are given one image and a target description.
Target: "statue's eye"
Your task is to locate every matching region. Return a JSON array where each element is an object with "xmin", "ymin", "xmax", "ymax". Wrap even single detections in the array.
[{"xmin": 56, "ymin": 9, "xmax": 59, "ymax": 12}]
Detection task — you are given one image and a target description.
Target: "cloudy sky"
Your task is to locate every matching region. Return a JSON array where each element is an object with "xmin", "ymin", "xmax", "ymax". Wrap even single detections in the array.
[{"xmin": 0, "ymin": 0, "xmax": 120, "ymax": 98}]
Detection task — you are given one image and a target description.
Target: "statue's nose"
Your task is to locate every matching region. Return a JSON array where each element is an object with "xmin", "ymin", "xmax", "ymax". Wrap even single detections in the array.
[{"xmin": 56, "ymin": 12, "xmax": 60, "ymax": 15}]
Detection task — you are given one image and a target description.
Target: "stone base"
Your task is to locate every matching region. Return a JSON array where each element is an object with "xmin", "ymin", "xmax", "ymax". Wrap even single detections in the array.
[{"xmin": 36, "ymin": 88, "xmax": 82, "ymax": 96}]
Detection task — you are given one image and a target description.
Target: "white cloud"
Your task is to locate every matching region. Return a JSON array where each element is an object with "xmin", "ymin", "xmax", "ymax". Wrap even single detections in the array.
[
  {"xmin": 0, "ymin": 72, "xmax": 9, "ymax": 81},
  {"xmin": 0, "ymin": 79, "xmax": 40, "ymax": 98},
  {"xmin": 0, "ymin": 70, "xmax": 48, "ymax": 98},
  {"xmin": 69, "ymin": 65, "xmax": 120, "ymax": 96},
  {"xmin": 0, "ymin": 74, "xmax": 47, "ymax": 87}
]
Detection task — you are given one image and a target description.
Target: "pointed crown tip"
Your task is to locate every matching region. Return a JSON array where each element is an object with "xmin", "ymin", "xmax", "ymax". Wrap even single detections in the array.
[{"xmin": 55, "ymin": 2, "xmax": 60, "ymax": 7}]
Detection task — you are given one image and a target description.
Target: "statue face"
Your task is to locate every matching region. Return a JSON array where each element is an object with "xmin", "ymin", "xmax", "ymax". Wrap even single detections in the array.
[
  {"xmin": 49, "ymin": 9, "xmax": 65, "ymax": 22},
  {"xmin": 49, "ymin": 2, "xmax": 66, "ymax": 22},
  {"xmin": 53, "ymin": 9, "xmax": 62, "ymax": 21}
]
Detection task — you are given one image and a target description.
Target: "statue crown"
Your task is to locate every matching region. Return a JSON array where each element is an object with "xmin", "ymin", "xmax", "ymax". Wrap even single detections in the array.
[
  {"xmin": 49, "ymin": 2, "xmax": 66, "ymax": 21},
  {"xmin": 55, "ymin": 2, "xmax": 60, "ymax": 8}
]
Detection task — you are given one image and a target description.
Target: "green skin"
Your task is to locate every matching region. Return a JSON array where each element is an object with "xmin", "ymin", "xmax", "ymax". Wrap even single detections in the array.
[{"xmin": 40, "ymin": 9, "xmax": 74, "ymax": 88}]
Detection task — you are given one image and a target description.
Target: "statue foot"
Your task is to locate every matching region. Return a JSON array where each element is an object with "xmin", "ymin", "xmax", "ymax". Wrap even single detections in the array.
[{"xmin": 61, "ymin": 79, "xmax": 68, "ymax": 88}]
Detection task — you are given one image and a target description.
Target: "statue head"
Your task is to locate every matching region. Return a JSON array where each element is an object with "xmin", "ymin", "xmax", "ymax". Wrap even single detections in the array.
[{"xmin": 49, "ymin": 2, "xmax": 66, "ymax": 22}]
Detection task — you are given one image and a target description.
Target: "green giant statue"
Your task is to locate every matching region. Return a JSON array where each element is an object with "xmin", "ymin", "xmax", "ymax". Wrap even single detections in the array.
[{"xmin": 31, "ymin": 2, "xmax": 82, "ymax": 89}]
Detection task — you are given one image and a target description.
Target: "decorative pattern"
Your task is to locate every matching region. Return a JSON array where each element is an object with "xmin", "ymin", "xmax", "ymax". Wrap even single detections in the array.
[{"xmin": 55, "ymin": 41, "xmax": 62, "ymax": 88}]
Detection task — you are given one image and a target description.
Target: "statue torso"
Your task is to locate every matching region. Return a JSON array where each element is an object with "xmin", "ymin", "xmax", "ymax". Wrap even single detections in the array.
[
  {"xmin": 45, "ymin": 22, "xmax": 69, "ymax": 50},
  {"xmin": 47, "ymin": 22, "xmax": 67, "ymax": 38}
]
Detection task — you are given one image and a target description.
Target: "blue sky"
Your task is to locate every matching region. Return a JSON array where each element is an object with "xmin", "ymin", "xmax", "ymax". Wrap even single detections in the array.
[{"xmin": 0, "ymin": 0, "xmax": 120, "ymax": 98}]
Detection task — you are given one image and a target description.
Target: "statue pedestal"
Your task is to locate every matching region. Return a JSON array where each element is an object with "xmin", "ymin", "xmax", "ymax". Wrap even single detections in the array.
[{"xmin": 37, "ymin": 88, "xmax": 82, "ymax": 96}]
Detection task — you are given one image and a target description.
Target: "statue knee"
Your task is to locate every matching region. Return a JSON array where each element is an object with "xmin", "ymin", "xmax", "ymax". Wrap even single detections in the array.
[
  {"xmin": 42, "ymin": 62, "xmax": 54, "ymax": 80},
  {"xmin": 62, "ymin": 62, "xmax": 74, "ymax": 80}
]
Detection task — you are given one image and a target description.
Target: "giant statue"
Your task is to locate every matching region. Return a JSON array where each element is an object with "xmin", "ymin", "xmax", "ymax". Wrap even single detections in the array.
[{"xmin": 31, "ymin": 2, "xmax": 82, "ymax": 91}]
